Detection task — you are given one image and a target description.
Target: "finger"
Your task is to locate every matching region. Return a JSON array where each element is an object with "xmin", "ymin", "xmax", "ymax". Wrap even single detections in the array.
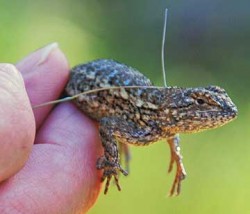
[
  {"xmin": 0, "ymin": 64, "xmax": 35, "ymax": 182},
  {"xmin": 35, "ymin": 103, "xmax": 103, "ymax": 210},
  {"xmin": 0, "ymin": 103, "xmax": 102, "ymax": 213},
  {"xmin": 16, "ymin": 43, "xmax": 69, "ymax": 129}
]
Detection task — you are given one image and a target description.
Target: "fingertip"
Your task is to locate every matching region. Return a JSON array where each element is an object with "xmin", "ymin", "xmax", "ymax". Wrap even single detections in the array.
[
  {"xmin": 16, "ymin": 43, "xmax": 59, "ymax": 74},
  {"xmin": 16, "ymin": 43, "xmax": 70, "ymax": 128}
]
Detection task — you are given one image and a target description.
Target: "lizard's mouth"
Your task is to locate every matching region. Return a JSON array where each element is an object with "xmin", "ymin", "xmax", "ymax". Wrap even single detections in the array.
[
  {"xmin": 220, "ymin": 104, "xmax": 238, "ymax": 122},
  {"xmin": 222, "ymin": 98, "xmax": 238, "ymax": 119},
  {"xmin": 198, "ymin": 104, "xmax": 238, "ymax": 121},
  {"xmin": 227, "ymin": 105, "xmax": 238, "ymax": 118},
  {"xmin": 181, "ymin": 106, "xmax": 238, "ymax": 133},
  {"xmin": 207, "ymin": 107, "xmax": 238, "ymax": 128}
]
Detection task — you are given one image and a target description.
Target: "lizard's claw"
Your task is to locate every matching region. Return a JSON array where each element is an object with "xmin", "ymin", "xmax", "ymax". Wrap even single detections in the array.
[
  {"xmin": 169, "ymin": 156, "xmax": 186, "ymax": 196},
  {"xmin": 167, "ymin": 135, "xmax": 187, "ymax": 196},
  {"xmin": 97, "ymin": 156, "xmax": 128, "ymax": 194}
]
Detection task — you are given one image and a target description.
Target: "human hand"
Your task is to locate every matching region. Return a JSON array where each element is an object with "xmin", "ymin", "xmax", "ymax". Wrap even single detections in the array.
[{"xmin": 0, "ymin": 43, "xmax": 103, "ymax": 213}]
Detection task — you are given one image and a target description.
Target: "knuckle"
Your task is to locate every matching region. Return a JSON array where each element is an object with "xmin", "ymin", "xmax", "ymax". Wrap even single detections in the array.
[
  {"xmin": 0, "ymin": 63, "xmax": 16, "ymax": 72},
  {"xmin": 0, "ymin": 63, "xmax": 20, "ymax": 78}
]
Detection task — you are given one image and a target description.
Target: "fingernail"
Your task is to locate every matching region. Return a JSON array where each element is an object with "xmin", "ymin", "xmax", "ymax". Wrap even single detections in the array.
[
  {"xmin": 36, "ymin": 42, "xmax": 58, "ymax": 65},
  {"xmin": 16, "ymin": 42, "xmax": 59, "ymax": 74}
]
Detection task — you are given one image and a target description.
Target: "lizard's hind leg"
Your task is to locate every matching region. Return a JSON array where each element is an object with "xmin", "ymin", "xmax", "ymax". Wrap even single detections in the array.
[
  {"xmin": 167, "ymin": 134, "xmax": 186, "ymax": 196},
  {"xmin": 118, "ymin": 143, "xmax": 131, "ymax": 173}
]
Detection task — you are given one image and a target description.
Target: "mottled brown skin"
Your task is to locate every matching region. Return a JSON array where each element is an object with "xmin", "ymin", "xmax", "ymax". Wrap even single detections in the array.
[{"xmin": 65, "ymin": 59, "xmax": 238, "ymax": 195}]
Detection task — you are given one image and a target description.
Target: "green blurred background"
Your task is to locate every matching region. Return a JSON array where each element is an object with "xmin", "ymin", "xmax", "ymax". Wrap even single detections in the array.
[{"xmin": 1, "ymin": 0, "xmax": 249, "ymax": 213}]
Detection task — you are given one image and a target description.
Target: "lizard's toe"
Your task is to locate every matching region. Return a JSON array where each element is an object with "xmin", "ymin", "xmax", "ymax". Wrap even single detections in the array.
[{"xmin": 97, "ymin": 156, "xmax": 128, "ymax": 194}]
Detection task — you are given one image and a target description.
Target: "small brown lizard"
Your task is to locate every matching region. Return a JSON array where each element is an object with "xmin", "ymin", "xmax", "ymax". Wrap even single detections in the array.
[{"xmin": 65, "ymin": 59, "xmax": 238, "ymax": 196}]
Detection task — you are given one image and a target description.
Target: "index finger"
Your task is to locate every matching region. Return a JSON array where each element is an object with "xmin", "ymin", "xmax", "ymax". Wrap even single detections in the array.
[{"xmin": 16, "ymin": 43, "xmax": 70, "ymax": 129}]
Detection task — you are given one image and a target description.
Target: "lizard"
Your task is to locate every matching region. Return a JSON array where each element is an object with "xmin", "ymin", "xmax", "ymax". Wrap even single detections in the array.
[{"xmin": 65, "ymin": 59, "xmax": 238, "ymax": 196}]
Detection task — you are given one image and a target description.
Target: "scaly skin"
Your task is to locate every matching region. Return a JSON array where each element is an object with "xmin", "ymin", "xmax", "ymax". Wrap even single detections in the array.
[{"xmin": 65, "ymin": 59, "xmax": 238, "ymax": 195}]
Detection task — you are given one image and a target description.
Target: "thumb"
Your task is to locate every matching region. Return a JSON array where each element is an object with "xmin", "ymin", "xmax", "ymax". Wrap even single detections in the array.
[{"xmin": 0, "ymin": 64, "xmax": 35, "ymax": 181}]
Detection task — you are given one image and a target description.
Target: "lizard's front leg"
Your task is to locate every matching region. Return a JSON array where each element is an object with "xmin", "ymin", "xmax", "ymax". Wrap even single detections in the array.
[
  {"xmin": 96, "ymin": 117, "xmax": 129, "ymax": 194},
  {"xmin": 167, "ymin": 134, "xmax": 186, "ymax": 196},
  {"xmin": 97, "ymin": 117, "xmax": 155, "ymax": 194}
]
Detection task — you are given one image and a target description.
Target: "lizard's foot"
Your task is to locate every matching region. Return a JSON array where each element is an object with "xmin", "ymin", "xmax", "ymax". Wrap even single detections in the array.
[
  {"xmin": 97, "ymin": 156, "xmax": 128, "ymax": 194},
  {"xmin": 167, "ymin": 135, "xmax": 187, "ymax": 196}
]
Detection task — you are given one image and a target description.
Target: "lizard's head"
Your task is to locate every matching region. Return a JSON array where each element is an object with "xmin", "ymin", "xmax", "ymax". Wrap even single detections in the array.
[{"xmin": 165, "ymin": 85, "xmax": 238, "ymax": 133}]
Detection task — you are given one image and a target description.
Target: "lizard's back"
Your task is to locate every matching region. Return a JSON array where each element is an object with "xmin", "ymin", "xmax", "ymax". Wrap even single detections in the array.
[{"xmin": 65, "ymin": 59, "xmax": 154, "ymax": 120}]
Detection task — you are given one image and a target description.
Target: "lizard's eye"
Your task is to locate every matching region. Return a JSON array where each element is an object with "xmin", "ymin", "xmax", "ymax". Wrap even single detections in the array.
[{"xmin": 196, "ymin": 98, "xmax": 205, "ymax": 105}]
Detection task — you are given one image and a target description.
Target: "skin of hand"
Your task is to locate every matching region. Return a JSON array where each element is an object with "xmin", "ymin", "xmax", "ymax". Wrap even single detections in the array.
[{"xmin": 0, "ymin": 43, "xmax": 103, "ymax": 213}]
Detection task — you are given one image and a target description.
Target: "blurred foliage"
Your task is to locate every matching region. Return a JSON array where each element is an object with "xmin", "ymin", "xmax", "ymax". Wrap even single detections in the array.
[{"xmin": 0, "ymin": 0, "xmax": 249, "ymax": 213}]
